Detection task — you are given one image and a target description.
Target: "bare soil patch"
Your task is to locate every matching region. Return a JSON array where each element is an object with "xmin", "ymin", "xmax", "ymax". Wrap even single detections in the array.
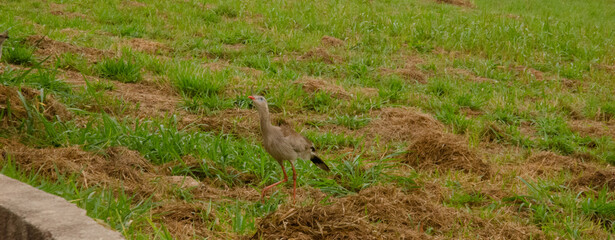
[
  {"xmin": 252, "ymin": 185, "xmax": 543, "ymax": 239},
  {"xmin": 321, "ymin": 36, "xmax": 345, "ymax": 47},
  {"xmin": 435, "ymin": 0, "xmax": 475, "ymax": 8},
  {"xmin": 0, "ymin": 85, "xmax": 72, "ymax": 126},
  {"xmin": 26, "ymin": 35, "xmax": 112, "ymax": 63}
]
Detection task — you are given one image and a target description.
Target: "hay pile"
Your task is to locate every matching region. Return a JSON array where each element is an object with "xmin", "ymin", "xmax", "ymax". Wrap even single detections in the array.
[
  {"xmin": 252, "ymin": 186, "xmax": 543, "ymax": 239},
  {"xmin": 569, "ymin": 170, "xmax": 615, "ymax": 191},
  {"xmin": 152, "ymin": 201, "xmax": 219, "ymax": 239},
  {"xmin": 0, "ymin": 139, "xmax": 160, "ymax": 198},
  {"xmin": 295, "ymin": 77, "xmax": 351, "ymax": 99},
  {"xmin": 366, "ymin": 107, "xmax": 443, "ymax": 142},
  {"xmin": 406, "ymin": 132, "xmax": 491, "ymax": 176},
  {"xmin": 298, "ymin": 48, "xmax": 342, "ymax": 64},
  {"xmin": 367, "ymin": 108, "xmax": 491, "ymax": 176},
  {"xmin": 513, "ymin": 151, "xmax": 615, "ymax": 191}
]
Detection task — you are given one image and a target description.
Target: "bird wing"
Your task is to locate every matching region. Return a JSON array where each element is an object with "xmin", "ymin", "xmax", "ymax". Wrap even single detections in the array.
[{"xmin": 279, "ymin": 125, "xmax": 313, "ymax": 154}]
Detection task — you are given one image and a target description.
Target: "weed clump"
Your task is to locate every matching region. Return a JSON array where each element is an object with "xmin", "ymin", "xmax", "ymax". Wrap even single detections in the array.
[
  {"xmin": 171, "ymin": 68, "xmax": 227, "ymax": 98},
  {"xmin": 3, "ymin": 43, "xmax": 35, "ymax": 65},
  {"xmin": 95, "ymin": 57, "xmax": 143, "ymax": 83}
]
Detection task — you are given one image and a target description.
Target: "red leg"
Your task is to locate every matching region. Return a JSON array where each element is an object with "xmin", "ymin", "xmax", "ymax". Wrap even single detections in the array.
[
  {"xmin": 289, "ymin": 161, "xmax": 297, "ymax": 203},
  {"xmin": 261, "ymin": 162, "xmax": 288, "ymax": 203}
]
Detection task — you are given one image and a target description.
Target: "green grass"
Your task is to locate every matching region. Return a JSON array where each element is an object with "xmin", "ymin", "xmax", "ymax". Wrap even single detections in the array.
[
  {"xmin": 170, "ymin": 67, "xmax": 228, "ymax": 98},
  {"xmin": 55, "ymin": 52, "xmax": 90, "ymax": 73},
  {"xmin": 330, "ymin": 114, "xmax": 371, "ymax": 130},
  {"xmin": 3, "ymin": 43, "xmax": 35, "ymax": 66},
  {"xmin": 95, "ymin": 57, "xmax": 142, "ymax": 83},
  {"xmin": 3, "ymin": 0, "xmax": 615, "ymax": 238}
]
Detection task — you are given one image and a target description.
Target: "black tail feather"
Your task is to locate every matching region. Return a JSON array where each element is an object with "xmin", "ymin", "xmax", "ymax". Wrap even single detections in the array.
[{"xmin": 310, "ymin": 155, "xmax": 330, "ymax": 172}]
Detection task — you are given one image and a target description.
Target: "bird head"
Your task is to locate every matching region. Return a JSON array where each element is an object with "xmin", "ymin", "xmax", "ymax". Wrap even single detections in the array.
[{"xmin": 248, "ymin": 95, "xmax": 268, "ymax": 109}]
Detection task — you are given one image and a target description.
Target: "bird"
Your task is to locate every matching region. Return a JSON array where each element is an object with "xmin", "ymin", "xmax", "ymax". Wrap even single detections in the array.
[
  {"xmin": 0, "ymin": 30, "xmax": 8, "ymax": 61},
  {"xmin": 248, "ymin": 95, "xmax": 330, "ymax": 203}
]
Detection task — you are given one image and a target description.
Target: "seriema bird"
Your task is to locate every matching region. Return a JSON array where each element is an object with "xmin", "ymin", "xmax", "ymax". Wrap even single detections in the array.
[{"xmin": 249, "ymin": 95, "xmax": 330, "ymax": 202}]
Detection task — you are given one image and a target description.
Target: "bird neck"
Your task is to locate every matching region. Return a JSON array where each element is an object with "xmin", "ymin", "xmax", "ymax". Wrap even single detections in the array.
[{"xmin": 257, "ymin": 105, "xmax": 272, "ymax": 133}]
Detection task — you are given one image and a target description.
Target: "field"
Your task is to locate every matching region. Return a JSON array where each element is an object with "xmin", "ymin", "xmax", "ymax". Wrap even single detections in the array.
[{"xmin": 2, "ymin": 0, "xmax": 615, "ymax": 238}]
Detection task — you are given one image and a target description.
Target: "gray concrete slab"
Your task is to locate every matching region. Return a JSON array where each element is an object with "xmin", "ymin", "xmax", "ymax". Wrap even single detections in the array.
[{"xmin": 0, "ymin": 174, "xmax": 124, "ymax": 240}]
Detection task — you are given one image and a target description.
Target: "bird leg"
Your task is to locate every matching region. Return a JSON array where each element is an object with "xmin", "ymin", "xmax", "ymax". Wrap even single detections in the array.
[
  {"xmin": 261, "ymin": 162, "xmax": 288, "ymax": 203},
  {"xmin": 289, "ymin": 161, "xmax": 297, "ymax": 203}
]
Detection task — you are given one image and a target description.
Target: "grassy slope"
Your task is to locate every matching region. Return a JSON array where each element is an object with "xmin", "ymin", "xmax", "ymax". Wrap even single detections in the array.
[{"xmin": 1, "ymin": 0, "xmax": 615, "ymax": 238}]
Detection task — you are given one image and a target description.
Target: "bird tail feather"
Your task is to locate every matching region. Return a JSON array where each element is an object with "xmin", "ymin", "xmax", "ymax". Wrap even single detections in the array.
[{"xmin": 310, "ymin": 155, "xmax": 330, "ymax": 172}]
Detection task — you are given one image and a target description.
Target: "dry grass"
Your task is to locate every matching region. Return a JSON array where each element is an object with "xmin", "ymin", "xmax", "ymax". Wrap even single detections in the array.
[
  {"xmin": 253, "ymin": 185, "xmax": 543, "ymax": 239},
  {"xmin": 26, "ymin": 35, "xmax": 112, "ymax": 63},
  {"xmin": 0, "ymin": 85, "xmax": 72, "ymax": 126}
]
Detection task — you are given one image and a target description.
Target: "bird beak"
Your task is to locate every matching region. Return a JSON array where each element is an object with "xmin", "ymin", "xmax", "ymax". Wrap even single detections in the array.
[{"xmin": 248, "ymin": 96, "xmax": 255, "ymax": 100}]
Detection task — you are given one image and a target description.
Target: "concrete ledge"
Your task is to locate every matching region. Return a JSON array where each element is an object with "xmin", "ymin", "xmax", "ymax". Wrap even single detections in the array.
[{"xmin": 0, "ymin": 174, "xmax": 124, "ymax": 240}]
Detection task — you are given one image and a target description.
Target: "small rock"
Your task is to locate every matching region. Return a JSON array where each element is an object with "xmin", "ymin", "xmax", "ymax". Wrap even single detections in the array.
[{"xmin": 166, "ymin": 176, "xmax": 201, "ymax": 189}]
